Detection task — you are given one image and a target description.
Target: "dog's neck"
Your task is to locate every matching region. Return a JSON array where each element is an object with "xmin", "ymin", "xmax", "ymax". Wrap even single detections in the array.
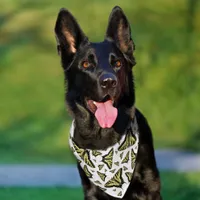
[{"xmin": 72, "ymin": 106, "xmax": 135, "ymax": 150}]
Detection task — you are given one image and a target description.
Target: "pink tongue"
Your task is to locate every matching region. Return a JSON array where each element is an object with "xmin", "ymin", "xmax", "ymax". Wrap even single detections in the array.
[{"xmin": 94, "ymin": 100, "xmax": 118, "ymax": 128}]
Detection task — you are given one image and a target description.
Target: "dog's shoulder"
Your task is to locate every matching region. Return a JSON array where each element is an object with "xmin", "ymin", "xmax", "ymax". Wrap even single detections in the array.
[{"xmin": 135, "ymin": 108, "xmax": 154, "ymax": 145}]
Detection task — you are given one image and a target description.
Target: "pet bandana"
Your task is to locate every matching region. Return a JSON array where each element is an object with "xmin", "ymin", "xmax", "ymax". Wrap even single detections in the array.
[{"xmin": 69, "ymin": 118, "xmax": 139, "ymax": 198}]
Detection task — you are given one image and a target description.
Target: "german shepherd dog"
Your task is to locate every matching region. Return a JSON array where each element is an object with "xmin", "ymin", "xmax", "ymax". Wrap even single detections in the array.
[{"xmin": 55, "ymin": 6, "xmax": 162, "ymax": 200}]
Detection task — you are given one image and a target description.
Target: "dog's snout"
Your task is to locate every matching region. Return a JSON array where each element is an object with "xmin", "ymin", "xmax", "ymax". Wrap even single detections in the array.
[{"xmin": 100, "ymin": 73, "xmax": 117, "ymax": 89}]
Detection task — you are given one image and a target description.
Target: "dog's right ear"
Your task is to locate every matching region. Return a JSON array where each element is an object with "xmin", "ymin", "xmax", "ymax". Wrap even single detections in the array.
[
  {"xmin": 105, "ymin": 6, "xmax": 135, "ymax": 66},
  {"xmin": 54, "ymin": 8, "xmax": 88, "ymax": 68}
]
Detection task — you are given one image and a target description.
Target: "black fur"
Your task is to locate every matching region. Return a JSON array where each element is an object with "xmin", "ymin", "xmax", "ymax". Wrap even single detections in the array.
[{"xmin": 55, "ymin": 6, "xmax": 162, "ymax": 200}]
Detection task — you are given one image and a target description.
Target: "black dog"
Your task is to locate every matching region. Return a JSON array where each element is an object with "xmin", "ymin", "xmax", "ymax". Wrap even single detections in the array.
[{"xmin": 55, "ymin": 6, "xmax": 162, "ymax": 200}]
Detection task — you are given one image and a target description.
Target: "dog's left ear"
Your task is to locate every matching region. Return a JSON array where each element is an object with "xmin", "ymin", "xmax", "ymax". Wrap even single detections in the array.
[
  {"xmin": 54, "ymin": 8, "xmax": 88, "ymax": 69},
  {"xmin": 105, "ymin": 6, "xmax": 135, "ymax": 66}
]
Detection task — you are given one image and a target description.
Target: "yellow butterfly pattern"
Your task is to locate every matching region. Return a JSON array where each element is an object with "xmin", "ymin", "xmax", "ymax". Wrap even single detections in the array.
[
  {"xmin": 72, "ymin": 140, "xmax": 84, "ymax": 155},
  {"xmin": 110, "ymin": 169, "xmax": 116, "ymax": 173},
  {"xmin": 131, "ymin": 149, "xmax": 136, "ymax": 169},
  {"xmin": 105, "ymin": 168, "xmax": 123, "ymax": 188},
  {"xmin": 125, "ymin": 172, "xmax": 132, "ymax": 182},
  {"xmin": 118, "ymin": 132, "xmax": 136, "ymax": 151},
  {"xmin": 94, "ymin": 180, "xmax": 102, "ymax": 185},
  {"xmin": 82, "ymin": 151, "xmax": 95, "ymax": 168},
  {"xmin": 83, "ymin": 165, "xmax": 92, "ymax": 178},
  {"xmin": 102, "ymin": 148, "xmax": 114, "ymax": 169},
  {"xmin": 92, "ymin": 150, "xmax": 102, "ymax": 157},
  {"xmin": 121, "ymin": 152, "xmax": 130, "ymax": 164},
  {"xmin": 98, "ymin": 164, "xmax": 104, "ymax": 170},
  {"xmin": 120, "ymin": 152, "xmax": 124, "ymax": 159},
  {"xmin": 97, "ymin": 171, "xmax": 106, "ymax": 181},
  {"xmin": 117, "ymin": 191, "xmax": 122, "ymax": 197}
]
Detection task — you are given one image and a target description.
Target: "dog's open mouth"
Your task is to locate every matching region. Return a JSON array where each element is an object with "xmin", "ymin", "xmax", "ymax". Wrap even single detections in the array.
[{"xmin": 86, "ymin": 95, "xmax": 118, "ymax": 128}]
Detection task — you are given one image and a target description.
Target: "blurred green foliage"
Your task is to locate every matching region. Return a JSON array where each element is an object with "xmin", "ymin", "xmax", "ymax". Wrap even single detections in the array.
[{"xmin": 0, "ymin": 0, "xmax": 200, "ymax": 163}]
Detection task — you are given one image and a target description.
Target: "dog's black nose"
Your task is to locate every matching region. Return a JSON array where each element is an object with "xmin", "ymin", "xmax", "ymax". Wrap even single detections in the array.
[{"xmin": 100, "ymin": 73, "xmax": 117, "ymax": 89}]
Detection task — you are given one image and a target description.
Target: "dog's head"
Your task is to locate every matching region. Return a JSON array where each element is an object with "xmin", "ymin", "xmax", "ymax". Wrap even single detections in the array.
[{"xmin": 55, "ymin": 6, "xmax": 136, "ymax": 130}]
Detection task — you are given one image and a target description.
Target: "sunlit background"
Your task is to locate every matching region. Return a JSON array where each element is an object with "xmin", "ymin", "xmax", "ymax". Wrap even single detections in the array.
[{"xmin": 0, "ymin": 0, "xmax": 200, "ymax": 199}]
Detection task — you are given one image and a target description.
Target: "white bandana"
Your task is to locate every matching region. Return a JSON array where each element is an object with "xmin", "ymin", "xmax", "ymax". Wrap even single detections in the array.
[{"xmin": 69, "ymin": 118, "xmax": 139, "ymax": 198}]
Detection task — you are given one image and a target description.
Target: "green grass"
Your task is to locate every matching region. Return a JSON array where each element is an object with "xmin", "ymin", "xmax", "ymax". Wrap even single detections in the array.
[
  {"xmin": 0, "ymin": 0, "xmax": 200, "ymax": 163},
  {"xmin": 0, "ymin": 172, "xmax": 200, "ymax": 200},
  {"xmin": 0, "ymin": 188, "xmax": 83, "ymax": 200},
  {"xmin": 161, "ymin": 172, "xmax": 200, "ymax": 200}
]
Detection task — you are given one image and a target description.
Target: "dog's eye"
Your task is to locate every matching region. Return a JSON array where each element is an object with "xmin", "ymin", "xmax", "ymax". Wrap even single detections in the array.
[
  {"xmin": 82, "ymin": 61, "xmax": 90, "ymax": 68},
  {"xmin": 114, "ymin": 60, "xmax": 122, "ymax": 68}
]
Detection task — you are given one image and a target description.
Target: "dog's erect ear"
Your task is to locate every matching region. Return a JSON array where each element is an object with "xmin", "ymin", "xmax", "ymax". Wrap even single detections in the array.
[
  {"xmin": 105, "ymin": 6, "xmax": 135, "ymax": 65},
  {"xmin": 55, "ymin": 8, "xmax": 88, "ymax": 67}
]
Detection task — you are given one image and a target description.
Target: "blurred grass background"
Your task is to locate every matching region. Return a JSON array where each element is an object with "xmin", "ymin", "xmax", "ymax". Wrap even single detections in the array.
[
  {"xmin": 0, "ymin": 0, "xmax": 200, "ymax": 199},
  {"xmin": 0, "ymin": 172, "xmax": 200, "ymax": 199},
  {"xmin": 0, "ymin": 0, "xmax": 200, "ymax": 164}
]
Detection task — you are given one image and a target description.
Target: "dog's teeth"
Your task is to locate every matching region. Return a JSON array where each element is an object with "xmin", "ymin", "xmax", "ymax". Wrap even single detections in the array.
[{"xmin": 93, "ymin": 101, "xmax": 96, "ymax": 105}]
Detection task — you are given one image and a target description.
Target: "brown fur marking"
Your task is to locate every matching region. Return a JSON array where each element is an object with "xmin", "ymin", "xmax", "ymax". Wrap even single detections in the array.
[
  {"xmin": 118, "ymin": 19, "xmax": 128, "ymax": 53},
  {"xmin": 62, "ymin": 28, "xmax": 76, "ymax": 53}
]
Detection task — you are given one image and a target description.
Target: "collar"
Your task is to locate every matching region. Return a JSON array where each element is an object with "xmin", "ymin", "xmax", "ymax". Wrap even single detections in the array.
[{"xmin": 69, "ymin": 118, "xmax": 139, "ymax": 199}]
